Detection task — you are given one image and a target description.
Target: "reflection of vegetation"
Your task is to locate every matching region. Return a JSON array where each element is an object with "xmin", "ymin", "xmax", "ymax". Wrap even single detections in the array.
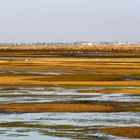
[
  {"xmin": 7, "ymin": 134, "xmax": 28, "ymax": 137},
  {"xmin": 0, "ymin": 130, "xmax": 7, "ymax": 135},
  {"xmin": 16, "ymin": 129, "xmax": 32, "ymax": 133},
  {"xmin": 0, "ymin": 87, "xmax": 19, "ymax": 91}
]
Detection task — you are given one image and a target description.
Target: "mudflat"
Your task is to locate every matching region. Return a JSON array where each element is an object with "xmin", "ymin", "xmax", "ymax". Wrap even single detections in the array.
[{"xmin": 0, "ymin": 54, "xmax": 140, "ymax": 139}]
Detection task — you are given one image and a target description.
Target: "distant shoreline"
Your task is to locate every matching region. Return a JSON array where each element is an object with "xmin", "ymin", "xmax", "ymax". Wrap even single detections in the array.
[{"xmin": 0, "ymin": 45, "xmax": 140, "ymax": 57}]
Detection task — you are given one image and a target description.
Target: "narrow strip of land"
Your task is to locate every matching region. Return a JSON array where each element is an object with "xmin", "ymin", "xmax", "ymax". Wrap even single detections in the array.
[{"xmin": 0, "ymin": 102, "xmax": 139, "ymax": 113}]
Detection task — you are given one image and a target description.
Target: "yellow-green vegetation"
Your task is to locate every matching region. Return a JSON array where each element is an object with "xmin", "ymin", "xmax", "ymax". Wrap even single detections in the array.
[
  {"xmin": 0, "ymin": 56, "xmax": 140, "ymax": 112},
  {"xmin": 0, "ymin": 57, "xmax": 140, "ymax": 87},
  {"xmin": 0, "ymin": 103, "xmax": 114, "ymax": 112},
  {"xmin": 99, "ymin": 127, "xmax": 140, "ymax": 139},
  {"xmin": 78, "ymin": 88, "xmax": 140, "ymax": 95},
  {"xmin": 0, "ymin": 102, "xmax": 139, "ymax": 112}
]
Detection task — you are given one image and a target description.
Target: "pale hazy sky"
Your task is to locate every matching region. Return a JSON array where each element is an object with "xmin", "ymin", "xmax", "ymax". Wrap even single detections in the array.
[{"xmin": 0, "ymin": 0, "xmax": 140, "ymax": 43}]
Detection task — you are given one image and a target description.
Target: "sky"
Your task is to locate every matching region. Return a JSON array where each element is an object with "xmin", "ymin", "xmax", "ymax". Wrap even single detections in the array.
[{"xmin": 0, "ymin": 0, "xmax": 140, "ymax": 43}]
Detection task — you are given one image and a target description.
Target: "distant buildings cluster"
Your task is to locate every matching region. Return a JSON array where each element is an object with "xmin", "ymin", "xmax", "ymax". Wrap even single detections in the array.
[{"xmin": 0, "ymin": 41, "xmax": 139, "ymax": 46}]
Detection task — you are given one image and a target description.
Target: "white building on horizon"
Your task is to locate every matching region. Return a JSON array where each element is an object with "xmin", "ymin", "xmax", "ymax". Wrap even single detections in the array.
[{"xmin": 81, "ymin": 42, "xmax": 93, "ymax": 46}]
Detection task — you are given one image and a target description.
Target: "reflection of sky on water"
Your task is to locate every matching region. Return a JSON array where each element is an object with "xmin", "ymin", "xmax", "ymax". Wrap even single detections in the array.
[
  {"xmin": 0, "ymin": 84, "xmax": 140, "ymax": 139},
  {"xmin": 0, "ymin": 70, "xmax": 72, "ymax": 76},
  {"xmin": 1, "ymin": 86, "xmax": 140, "ymax": 95},
  {"xmin": 75, "ymin": 93, "xmax": 140, "ymax": 103},
  {"xmin": 0, "ymin": 129, "xmax": 69, "ymax": 140},
  {"xmin": 0, "ymin": 85, "xmax": 140, "ymax": 104},
  {"xmin": 0, "ymin": 93, "xmax": 140, "ymax": 104},
  {"xmin": 0, "ymin": 112, "xmax": 140, "ymax": 127},
  {"xmin": 0, "ymin": 112, "xmax": 140, "ymax": 140}
]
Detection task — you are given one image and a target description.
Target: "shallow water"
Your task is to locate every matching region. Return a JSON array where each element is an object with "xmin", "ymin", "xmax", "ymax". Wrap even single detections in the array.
[
  {"xmin": 0, "ymin": 85, "xmax": 140, "ymax": 139},
  {"xmin": 0, "ymin": 57, "xmax": 140, "ymax": 139},
  {"xmin": 0, "ymin": 91, "xmax": 140, "ymax": 104},
  {"xmin": 1, "ymin": 112, "xmax": 140, "ymax": 127},
  {"xmin": 0, "ymin": 112, "xmax": 139, "ymax": 140},
  {"xmin": 0, "ymin": 70, "xmax": 72, "ymax": 76}
]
